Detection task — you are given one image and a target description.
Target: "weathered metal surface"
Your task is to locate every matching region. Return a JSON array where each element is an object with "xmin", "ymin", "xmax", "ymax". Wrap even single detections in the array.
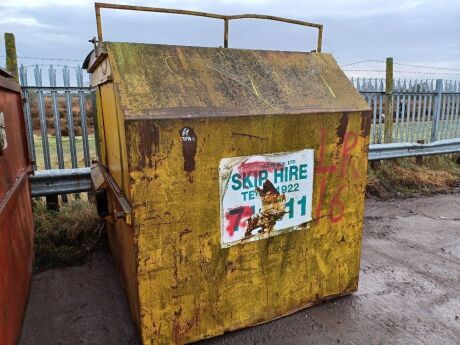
[
  {"xmin": 0, "ymin": 73, "xmax": 34, "ymax": 345},
  {"xmin": 102, "ymin": 42, "xmax": 368, "ymax": 119},
  {"xmin": 97, "ymin": 82, "xmax": 129, "ymax": 191},
  {"xmin": 89, "ymin": 82, "xmax": 140, "ymax": 332},
  {"xmin": 0, "ymin": 111, "xmax": 6, "ymax": 153},
  {"xmin": 90, "ymin": 163, "xmax": 132, "ymax": 224},
  {"xmin": 88, "ymin": 34, "xmax": 371, "ymax": 344},
  {"xmin": 94, "ymin": 3, "xmax": 323, "ymax": 52},
  {"xmin": 18, "ymin": 66, "xmax": 35, "ymax": 169},
  {"xmin": 123, "ymin": 111, "xmax": 370, "ymax": 344},
  {"xmin": 29, "ymin": 167, "xmax": 91, "ymax": 197}
]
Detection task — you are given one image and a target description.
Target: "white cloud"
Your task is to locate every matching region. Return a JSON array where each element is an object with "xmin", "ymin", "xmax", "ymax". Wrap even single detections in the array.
[
  {"xmin": 0, "ymin": 0, "xmax": 89, "ymax": 8},
  {"xmin": 0, "ymin": 0, "xmax": 458, "ymax": 74},
  {"xmin": 0, "ymin": 16, "xmax": 48, "ymax": 27},
  {"xmin": 0, "ymin": 0, "xmax": 431, "ymax": 17}
]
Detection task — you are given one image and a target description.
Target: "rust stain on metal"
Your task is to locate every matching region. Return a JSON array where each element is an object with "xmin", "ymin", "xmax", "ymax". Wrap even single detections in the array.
[
  {"xmin": 361, "ymin": 110, "xmax": 372, "ymax": 137},
  {"xmin": 179, "ymin": 127, "xmax": 197, "ymax": 173},
  {"xmin": 225, "ymin": 261, "xmax": 237, "ymax": 274},
  {"xmin": 137, "ymin": 123, "xmax": 159, "ymax": 169},
  {"xmin": 336, "ymin": 112, "xmax": 349, "ymax": 144},
  {"xmin": 173, "ymin": 306, "xmax": 201, "ymax": 344},
  {"xmin": 179, "ymin": 228, "xmax": 192, "ymax": 241},
  {"xmin": 0, "ymin": 73, "xmax": 33, "ymax": 345}
]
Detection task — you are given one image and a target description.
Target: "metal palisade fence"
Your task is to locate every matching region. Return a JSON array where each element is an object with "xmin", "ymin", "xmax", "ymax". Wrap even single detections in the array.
[
  {"xmin": 20, "ymin": 64, "xmax": 92, "ymax": 170},
  {"xmin": 352, "ymin": 78, "xmax": 460, "ymax": 144},
  {"xmin": 18, "ymin": 64, "xmax": 460, "ymax": 198},
  {"xmin": 20, "ymin": 64, "xmax": 93, "ymax": 198}
]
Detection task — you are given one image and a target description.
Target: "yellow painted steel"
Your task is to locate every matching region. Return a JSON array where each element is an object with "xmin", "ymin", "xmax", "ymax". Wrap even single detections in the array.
[
  {"xmin": 105, "ymin": 43, "xmax": 369, "ymax": 118},
  {"xmin": 98, "ymin": 83, "xmax": 123, "ymax": 188},
  {"xmin": 127, "ymin": 112, "xmax": 369, "ymax": 344},
  {"xmin": 94, "ymin": 89, "xmax": 106, "ymax": 165},
  {"xmin": 89, "ymin": 41, "xmax": 371, "ymax": 345},
  {"xmin": 96, "ymin": 83, "xmax": 141, "ymax": 332}
]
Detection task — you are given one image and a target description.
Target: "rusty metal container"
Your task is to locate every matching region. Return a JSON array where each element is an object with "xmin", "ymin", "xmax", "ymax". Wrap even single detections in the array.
[
  {"xmin": 0, "ymin": 68, "xmax": 34, "ymax": 344},
  {"xmin": 85, "ymin": 4, "xmax": 371, "ymax": 344}
]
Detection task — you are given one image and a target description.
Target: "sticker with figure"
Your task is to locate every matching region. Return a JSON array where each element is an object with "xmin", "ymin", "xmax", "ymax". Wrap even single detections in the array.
[{"xmin": 219, "ymin": 149, "xmax": 314, "ymax": 248}]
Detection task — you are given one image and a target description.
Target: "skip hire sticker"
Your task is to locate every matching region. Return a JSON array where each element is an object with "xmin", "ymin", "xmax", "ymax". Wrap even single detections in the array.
[{"xmin": 219, "ymin": 149, "xmax": 314, "ymax": 248}]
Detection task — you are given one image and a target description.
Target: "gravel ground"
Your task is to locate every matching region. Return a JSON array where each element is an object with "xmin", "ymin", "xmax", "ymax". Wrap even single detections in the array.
[{"xmin": 19, "ymin": 193, "xmax": 460, "ymax": 345}]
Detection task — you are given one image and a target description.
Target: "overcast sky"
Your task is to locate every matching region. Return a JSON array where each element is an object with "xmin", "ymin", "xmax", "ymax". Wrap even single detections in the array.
[{"xmin": 1, "ymin": 0, "xmax": 459, "ymax": 81}]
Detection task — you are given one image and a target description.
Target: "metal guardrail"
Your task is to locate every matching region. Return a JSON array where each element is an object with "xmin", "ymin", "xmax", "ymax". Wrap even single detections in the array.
[
  {"xmin": 368, "ymin": 138, "xmax": 460, "ymax": 160},
  {"xmin": 29, "ymin": 139, "xmax": 460, "ymax": 197},
  {"xmin": 30, "ymin": 167, "xmax": 91, "ymax": 197}
]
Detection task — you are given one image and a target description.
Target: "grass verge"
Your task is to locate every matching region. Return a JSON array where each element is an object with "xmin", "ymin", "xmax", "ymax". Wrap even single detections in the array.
[
  {"xmin": 33, "ymin": 199, "xmax": 105, "ymax": 272},
  {"xmin": 366, "ymin": 155, "xmax": 460, "ymax": 199},
  {"xmin": 33, "ymin": 134, "xmax": 96, "ymax": 170}
]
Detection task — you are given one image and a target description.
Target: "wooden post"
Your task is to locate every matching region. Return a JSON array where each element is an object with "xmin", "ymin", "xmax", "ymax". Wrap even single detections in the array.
[
  {"xmin": 384, "ymin": 57, "xmax": 394, "ymax": 143},
  {"xmin": 4, "ymin": 33, "xmax": 19, "ymax": 82}
]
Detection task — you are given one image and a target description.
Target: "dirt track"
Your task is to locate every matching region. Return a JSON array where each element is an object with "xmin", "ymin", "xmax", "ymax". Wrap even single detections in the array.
[{"xmin": 19, "ymin": 193, "xmax": 460, "ymax": 345}]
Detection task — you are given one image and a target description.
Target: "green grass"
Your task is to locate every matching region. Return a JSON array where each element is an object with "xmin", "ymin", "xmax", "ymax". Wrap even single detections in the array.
[
  {"xmin": 370, "ymin": 119, "xmax": 460, "ymax": 144},
  {"xmin": 33, "ymin": 134, "xmax": 97, "ymax": 170}
]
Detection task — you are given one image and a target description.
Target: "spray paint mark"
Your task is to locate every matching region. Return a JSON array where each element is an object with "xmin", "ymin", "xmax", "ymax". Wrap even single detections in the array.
[
  {"xmin": 238, "ymin": 161, "xmax": 285, "ymax": 177},
  {"xmin": 225, "ymin": 205, "xmax": 254, "ymax": 237},
  {"xmin": 315, "ymin": 127, "xmax": 360, "ymax": 223}
]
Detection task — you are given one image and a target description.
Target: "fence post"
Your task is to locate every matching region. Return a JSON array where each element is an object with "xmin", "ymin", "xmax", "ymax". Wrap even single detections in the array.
[
  {"xmin": 4, "ymin": 33, "xmax": 19, "ymax": 81},
  {"xmin": 384, "ymin": 57, "xmax": 394, "ymax": 143},
  {"xmin": 431, "ymin": 79, "xmax": 443, "ymax": 142}
]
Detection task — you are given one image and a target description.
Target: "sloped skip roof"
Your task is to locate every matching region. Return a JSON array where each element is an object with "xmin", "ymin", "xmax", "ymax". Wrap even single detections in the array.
[{"xmin": 106, "ymin": 42, "xmax": 369, "ymax": 119}]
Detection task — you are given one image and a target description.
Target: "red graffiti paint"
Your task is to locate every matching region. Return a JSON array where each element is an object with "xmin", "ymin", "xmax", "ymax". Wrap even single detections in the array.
[
  {"xmin": 315, "ymin": 128, "xmax": 337, "ymax": 221},
  {"xmin": 225, "ymin": 206, "xmax": 254, "ymax": 237},
  {"xmin": 315, "ymin": 128, "xmax": 337, "ymax": 175},
  {"xmin": 339, "ymin": 131, "xmax": 359, "ymax": 177},
  {"xmin": 330, "ymin": 185, "xmax": 347, "ymax": 223},
  {"xmin": 315, "ymin": 128, "xmax": 359, "ymax": 224},
  {"xmin": 238, "ymin": 161, "xmax": 284, "ymax": 177}
]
